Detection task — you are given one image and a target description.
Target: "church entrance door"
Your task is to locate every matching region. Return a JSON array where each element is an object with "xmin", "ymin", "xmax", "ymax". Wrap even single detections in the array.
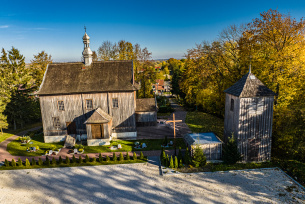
[
  {"xmin": 91, "ymin": 124, "xmax": 104, "ymax": 139},
  {"xmin": 66, "ymin": 122, "xmax": 77, "ymax": 135}
]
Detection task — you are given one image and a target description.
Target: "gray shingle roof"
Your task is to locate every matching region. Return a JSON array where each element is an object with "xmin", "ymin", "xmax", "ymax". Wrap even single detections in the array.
[
  {"xmin": 37, "ymin": 61, "xmax": 139, "ymax": 95},
  {"xmin": 136, "ymin": 98, "xmax": 156, "ymax": 112},
  {"xmin": 224, "ymin": 72, "xmax": 276, "ymax": 97}
]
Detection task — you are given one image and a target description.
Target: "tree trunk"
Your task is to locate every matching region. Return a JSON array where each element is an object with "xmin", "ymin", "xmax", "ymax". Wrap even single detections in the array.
[{"xmin": 14, "ymin": 119, "xmax": 16, "ymax": 130}]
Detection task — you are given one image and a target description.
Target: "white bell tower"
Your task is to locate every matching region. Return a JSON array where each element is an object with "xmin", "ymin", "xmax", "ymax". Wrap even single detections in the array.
[{"xmin": 82, "ymin": 27, "xmax": 93, "ymax": 66}]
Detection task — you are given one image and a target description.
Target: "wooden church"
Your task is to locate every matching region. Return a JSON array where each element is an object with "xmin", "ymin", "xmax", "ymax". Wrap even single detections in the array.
[
  {"xmin": 37, "ymin": 32, "xmax": 140, "ymax": 146},
  {"xmin": 224, "ymin": 68, "xmax": 276, "ymax": 162}
]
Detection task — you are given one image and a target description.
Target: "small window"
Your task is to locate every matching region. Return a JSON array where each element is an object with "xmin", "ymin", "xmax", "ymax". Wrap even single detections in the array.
[
  {"xmin": 52, "ymin": 117, "xmax": 60, "ymax": 128},
  {"xmin": 57, "ymin": 101, "xmax": 65, "ymax": 111},
  {"xmin": 86, "ymin": 99, "xmax": 93, "ymax": 110},
  {"xmin": 230, "ymin": 99, "xmax": 234, "ymax": 111},
  {"xmin": 112, "ymin": 98, "xmax": 118, "ymax": 108}
]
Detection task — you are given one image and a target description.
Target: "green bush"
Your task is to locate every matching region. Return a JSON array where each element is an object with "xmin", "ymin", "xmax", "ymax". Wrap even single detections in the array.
[
  {"xmin": 166, "ymin": 154, "xmax": 169, "ymax": 167},
  {"xmin": 133, "ymin": 152, "xmax": 137, "ymax": 161},
  {"xmin": 25, "ymin": 158, "xmax": 30, "ymax": 167},
  {"xmin": 31, "ymin": 158, "xmax": 36, "ymax": 166},
  {"xmin": 179, "ymin": 159, "xmax": 183, "ymax": 168},
  {"xmin": 45, "ymin": 156, "xmax": 50, "ymax": 166},
  {"xmin": 52, "ymin": 157, "xmax": 56, "ymax": 166},
  {"xmin": 38, "ymin": 158, "xmax": 43, "ymax": 166},
  {"xmin": 222, "ymin": 135, "xmax": 242, "ymax": 164},
  {"xmin": 79, "ymin": 156, "xmax": 83, "ymax": 164},
  {"xmin": 174, "ymin": 156, "xmax": 178, "ymax": 168},
  {"xmin": 17, "ymin": 158, "xmax": 23, "ymax": 166},
  {"xmin": 58, "ymin": 156, "xmax": 63, "ymax": 164},
  {"xmin": 178, "ymin": 147, "xmax": 183, "ymax": 163},
  {"xmin": 126, "ymin": 152, "xmax": 130, "ymax": 161},
  {"xmin": 85, "ymin": 155, "xmax": 90, "ymax": 163},
  {"xmin": 5, "ymin": 159, "xmax": 9, "ymax": 167},
  {"xmin": 184, "ymin": 147, "xmax": 191, "ymax": 166},
  {"xmin": 65, "ymin": 156, "xmax": 70, "ymax": 164},
  {"xmin": 119, "ymin": 153, "xmax": 124, "ymax": 161},
  {"xmin": 11, "ymin": 159, "xmax": 16, "ymax": 167},
  {"xmin": 169, "ymin": 156, "xmax": 174, "ymax": 168},
  {"xmin": 99, "ymin": 153, "xmax": 103, "ymax": 162},
  {"xmin": 140, "ymin": 152, "xmax": 144, "ymax": 160},
  {"xmin": 72, "ymin": 155, "xmax": 76, "ymax": 164},
  {"xmin": 192, "ymin": 145, "xmax": 206, "ymax": 168},
  {"xmin": 106, "ymin": 156, "xmax": 110, "ymax": 162},
  {"xmin": 92, "ymin": 157, "xmax": 96, "ymax": 163},
  {"xmin": 113, "ymin": 153, "xmax": 117, "ymax": 161}
]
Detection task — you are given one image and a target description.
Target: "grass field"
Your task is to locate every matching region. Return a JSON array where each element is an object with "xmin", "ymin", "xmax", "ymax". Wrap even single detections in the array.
[
  {"xmin": 84, "ymin": 138, "xmax": 186, "ymax": 153},
  {"xmin": 0, "ymin": 122, "xmax": 42, "ymax": 143},
  {"xmin": 7, "ymin": 133, "xmax": 64, "ymax": 156},
  {"xmin": 185, "ymin": 111, "xmax": 224, "ymax": 140}
]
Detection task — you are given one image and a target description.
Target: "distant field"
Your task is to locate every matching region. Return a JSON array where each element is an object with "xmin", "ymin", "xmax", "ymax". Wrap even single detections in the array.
[{"xmin": 185, "ymin": 111, "xmax": 224, "ymax": 140}]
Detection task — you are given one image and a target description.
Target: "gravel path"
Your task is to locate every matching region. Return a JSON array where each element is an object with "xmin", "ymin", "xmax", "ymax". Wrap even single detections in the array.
[{"xmin": 0, "ymin": 163, "xmax": 304, "ymax": 204}]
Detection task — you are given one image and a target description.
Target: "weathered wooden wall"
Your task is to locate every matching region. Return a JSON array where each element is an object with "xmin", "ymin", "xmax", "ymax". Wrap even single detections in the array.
[
  {"xmin": 224, "ymin": 93, "xmax": 274, "ymax": 162},
  {"xmin": 136, "ymin": 112, "xmax": 157, "ymax": 126},
  {"xmin": 40, "ymin": 91, "xmax": 136, "ymax": 140}
]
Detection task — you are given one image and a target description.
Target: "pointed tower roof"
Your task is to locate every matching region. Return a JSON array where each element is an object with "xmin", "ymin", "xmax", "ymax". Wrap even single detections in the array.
[
  {"xmin": 83, "ymin": 32, "xmax": 90, "ymax": 40},
  {"xmin": 84, "ymin": 108, "xmax": 112, "ymax": 124},
  {"xmin": 224, "ymin": 72, "xmax": 276, "ymax": 97}
]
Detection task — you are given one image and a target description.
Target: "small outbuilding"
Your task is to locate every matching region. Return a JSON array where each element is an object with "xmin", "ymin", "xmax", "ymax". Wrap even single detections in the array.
[
  {"xmin": 184, "ymin": 132, "xmax": 223, "ymax": 160},
  {"xmin": 135, "ymin": 98, "xmax": 157, "ymax": 126}
]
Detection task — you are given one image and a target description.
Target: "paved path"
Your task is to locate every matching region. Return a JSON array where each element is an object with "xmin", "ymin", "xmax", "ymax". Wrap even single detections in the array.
[{"xmin": 0, "ymin": 164, "xmax": 304, "ymax": 203}]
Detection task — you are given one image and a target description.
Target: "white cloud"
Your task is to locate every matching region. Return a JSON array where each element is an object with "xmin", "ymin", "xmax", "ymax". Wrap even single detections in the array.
[{"xmin": 0, "ymin": 25, "xmax": 9, "ymax": 29}]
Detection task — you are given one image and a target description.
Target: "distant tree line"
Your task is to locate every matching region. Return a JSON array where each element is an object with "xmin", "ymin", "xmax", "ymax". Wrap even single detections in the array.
[{"xmin": 167, "ymin": 9, "xmax": 305, "ymax": 162}]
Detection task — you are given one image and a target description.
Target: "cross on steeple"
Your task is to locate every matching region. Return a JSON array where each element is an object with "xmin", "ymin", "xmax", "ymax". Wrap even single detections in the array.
[{"xmin": 84, "ymin": 26, "xmax": 86, "ymax": 33}]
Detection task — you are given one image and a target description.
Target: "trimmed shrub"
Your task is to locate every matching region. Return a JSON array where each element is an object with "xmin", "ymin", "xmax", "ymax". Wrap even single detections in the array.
[
  {"xmin": 85, "ymin": 155, "xmax": 90, "ymax": 163},
  {"xmin": 174, "ymin": 156, "xmax": 178, "ymax": 168},
  {"xmin": 52, "ymin": 157, "xmax": 56, "ymax": 166},
  {"xmin": 119, "ymin": 153, "xmax": 124, "ymax": 161},
  {"xmin": 99, "ymin": 153, "xmax": 103, "ymax": 162},
  {"xmin": 178, "ymin": 147, "xmax": 183, "ymax": 163},
  {"xmin": 166, "ymin": 154, "xmax": 169, "ymax": 167},
  {"xmin": 126, "ymin": 152, "xmax": 130, "ymax": 161},
  {"xmin": 222, "ymin": 135, "xmax": 242, "ymax": 165},
  {"xmin": 38, "ymin": 158, "xmax": 43, "ymax": 166},
  {"xmin": 31, "ymin": 158, "xmax": 36, "ymax": 166},
  {"xmin": 106, "ymin": 156, "xmax": 110, "ymax": 162},
  {"xmin": 11, "ymin": 159, "xmax": 16, "ymax": 167},
  {"xmin": 192, "ymin": 145, "xmax": 206, "ymax": 168},
  {"xmin": 79, "ymin": 156, "xmax": 83, "ymax": 164},
  {"xmin": 25, "ymin": 158, "xmax": 30, "ymax": 167},
  {"xmin": 65, "ymin": 156, "xmax": 70, "ymax": 164},
  {"xmin": 169, "ymin": 156, "xmax": 174, "ymax": 168},
  {"xmin": 92, "ymin": 157, "xmax": 96, "ymax": 163},
  {"xmin": 45, "ymin": 156, "xmax": 50, "ymax": 166},
  {"xmin": 113, "ymin": 153, "xmax": 117, "ymax": 162},
  {"xmin": 58, "ymin": 156, "xmax": 63, "ymax": 164},
  {"xmin": 140, "ymin": 152, "xmax": 144, "ymax": 160},
  {"xmin": 133, "ymin": 152, "xmax": 137, "ymax": 161},
  {"xmin": 179, "ymin": 159, "xmax": 183, "ymax": 168},
  {"xmin": 72, "ymin": 155, "xmax": 76, "ymax": 164},
  {"xmin": 184, "ymin": 147, "xmax": 191, "ymax": 166},
  {"xmin": 5, "ymin": 159, "xmax": 9, "ymax": 167},
  {"xmin": 17, "ymin": 158, "xmax": 23, "ymax": 166}
]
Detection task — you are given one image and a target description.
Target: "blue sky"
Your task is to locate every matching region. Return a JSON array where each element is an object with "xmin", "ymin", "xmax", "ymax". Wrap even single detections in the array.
[{"xmin": 1, "ymin": 0, "xmax": 305, "ymax": 62}]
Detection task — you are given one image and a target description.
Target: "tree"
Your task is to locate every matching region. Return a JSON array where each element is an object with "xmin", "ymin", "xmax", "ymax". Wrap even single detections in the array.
[
  {"xmin": 222, "ymin": 134, "xmax": 242, "ymax": 164},
  {"xmin": 98, "ymin": 41, "xmax": 118, "ymax": 60},
  {"xmin": 30, "ymin": 51, "xmax": 52, "ymax": 89},
  {"xmin": 192, "ymin": 145, "xmax": 206, "ymax": 168}
]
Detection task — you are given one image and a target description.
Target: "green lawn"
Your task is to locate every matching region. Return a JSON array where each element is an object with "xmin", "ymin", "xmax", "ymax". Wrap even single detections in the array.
[
  {"xmin": 7, "ymin": 133, "xmax": 64, "ymax": 156},
  {"xmin": 185, "ymin": 111, "xmax": 224, "ymax": 140},
  {"xmin": 0, "ymin": 122, "xmax": 42, "ymax": 143},
  {"xmin": 84, "ymin": 138, "xmax": 186, "ymax": 153}
]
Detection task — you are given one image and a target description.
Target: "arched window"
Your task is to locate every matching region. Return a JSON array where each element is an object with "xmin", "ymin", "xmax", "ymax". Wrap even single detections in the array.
[{"xmin": 230, "ymin": 99, "xmax": 234, "ymax": 111}]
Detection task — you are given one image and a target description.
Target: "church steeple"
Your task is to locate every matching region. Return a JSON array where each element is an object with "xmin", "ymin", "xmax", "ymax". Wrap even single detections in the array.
[{"xmin": 82, "ymin": 27, "xmax": 93, "ymax": 66}]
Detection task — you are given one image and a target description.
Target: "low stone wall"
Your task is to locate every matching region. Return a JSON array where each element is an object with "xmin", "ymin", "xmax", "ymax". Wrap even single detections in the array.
[
  {"xmin": 87, "ymin": 139, "xmax": 111, "ymax": 146},
  {"xmin": 44, "ymin": 135, "xmax": 66, "ymax": 143},
  {"xmin": 112, "ymin": 132, "xmax": 137, "ymax": 139}
]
